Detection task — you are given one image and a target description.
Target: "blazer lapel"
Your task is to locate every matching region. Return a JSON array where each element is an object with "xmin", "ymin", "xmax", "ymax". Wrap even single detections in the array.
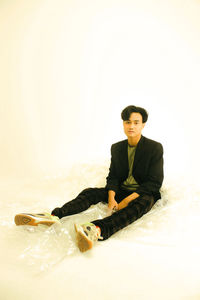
[
  {"xmin": 133, "ymin": 135, "xmax": 145, "ymax": 171},
  {"xmin": 120, "ymin": 140, "xmax": 129, "ymax": 176}
]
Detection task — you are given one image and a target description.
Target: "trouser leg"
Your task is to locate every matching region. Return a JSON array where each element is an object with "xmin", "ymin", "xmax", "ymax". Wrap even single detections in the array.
[
  {"xmin": 92, "ymin": 194, "xmax": 155, "ymax": 240},
  {"xmin": 51, "ymin": 188, "xmax": 108, "ymax": 218}
]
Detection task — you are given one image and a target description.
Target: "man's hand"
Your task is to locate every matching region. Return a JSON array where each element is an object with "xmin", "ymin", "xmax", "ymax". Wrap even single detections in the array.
[
  {"xmin": 108, "ymin": 198, "xmax": 119, "ymax": 211},
  {"xmin": 108, "ymin": 190, "xmax": 118, "ymax": 211}
]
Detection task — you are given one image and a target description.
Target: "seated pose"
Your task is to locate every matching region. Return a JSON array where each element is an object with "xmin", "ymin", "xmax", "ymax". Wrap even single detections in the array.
[{"xmin": 15, "ymin": 105, "xmax": 164, "ymax": 252}]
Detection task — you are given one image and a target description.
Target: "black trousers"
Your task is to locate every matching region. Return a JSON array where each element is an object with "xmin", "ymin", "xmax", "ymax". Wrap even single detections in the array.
[{"xmin": 52, "ymin": 188, "xmax": 155, "ymax": 240}]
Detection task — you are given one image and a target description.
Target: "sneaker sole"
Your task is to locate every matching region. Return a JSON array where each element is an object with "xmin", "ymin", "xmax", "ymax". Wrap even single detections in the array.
[
  {"xmin": 14, "ymin": 214, "xmax": 55, "ymax": 227},
  {"xmin": 74, "ymin": 224, "xmax": 93, "ymax": 252}
]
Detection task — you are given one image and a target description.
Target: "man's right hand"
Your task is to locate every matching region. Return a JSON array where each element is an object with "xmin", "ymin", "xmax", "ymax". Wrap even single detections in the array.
[
  {"xmin": 108, "ymin": 198, "xmax": 119, "ymax": 211},
  {"xmin": 108, "ymin": 190, "xmax": 118, "ymax": 211}
]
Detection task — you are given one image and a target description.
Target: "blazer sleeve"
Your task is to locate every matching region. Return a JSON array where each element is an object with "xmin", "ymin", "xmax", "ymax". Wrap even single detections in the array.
[
  {"xmin": 135, "ymin": 142, "xmax": 164, "ymax": 195},
  {"xmin": 105, "ymin": 145, "xmax": 120, "ymax": 193}
]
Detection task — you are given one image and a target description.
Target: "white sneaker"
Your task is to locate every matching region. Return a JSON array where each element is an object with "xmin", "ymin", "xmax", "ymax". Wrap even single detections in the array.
[
  {"xmin": 74, "ymin": 222, "xmax": 103, "ymax": 252},
  {"xmin": 14, "ymin": 212, "xmax": 60, "ymax": 227}
]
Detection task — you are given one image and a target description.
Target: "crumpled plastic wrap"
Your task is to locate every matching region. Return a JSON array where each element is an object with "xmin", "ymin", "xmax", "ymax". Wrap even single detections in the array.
[
  {"xmin": 1, "ymin": 163, "xmax": 200, "ymax": 274},
  {"xmin": 12, "ymin": 203, "xmax": 110, "ymax": 274}
]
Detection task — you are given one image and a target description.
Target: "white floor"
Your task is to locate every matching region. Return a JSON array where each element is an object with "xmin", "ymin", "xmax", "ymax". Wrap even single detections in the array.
[{"xmin": 0, "ymin": 164, "xmax": 200, "ymax": 300}]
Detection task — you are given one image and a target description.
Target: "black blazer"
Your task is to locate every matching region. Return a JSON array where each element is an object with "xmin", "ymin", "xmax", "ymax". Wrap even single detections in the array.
[{"xmin": 105, "ymin": 135, "xmax": 164, "ymax": 201}]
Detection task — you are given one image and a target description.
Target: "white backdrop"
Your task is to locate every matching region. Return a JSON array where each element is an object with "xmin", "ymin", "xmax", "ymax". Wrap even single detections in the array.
[
  {"xmin": 1, "ymin": 2, "xmax": 200, "ymax": 299},
  {"xmin": 0, "ymin": 0, "xmax": 199, "ymax": 180}
]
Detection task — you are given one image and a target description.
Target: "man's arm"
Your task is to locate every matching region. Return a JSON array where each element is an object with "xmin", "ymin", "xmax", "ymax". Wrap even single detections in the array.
[
  {"xmin": 134, "ymin": 142, "xmax": 164, "ymax": 196},
  {"xmin": 105, "ymin": 145, "xmax": 120, "ymax": 194},
  {"xmin": 118, "ymin": 192, "xmax": 140, "ymax": 210},
  {"xmin": 106, "ymin": 145, "xmax": 120, "ymax": 210}
]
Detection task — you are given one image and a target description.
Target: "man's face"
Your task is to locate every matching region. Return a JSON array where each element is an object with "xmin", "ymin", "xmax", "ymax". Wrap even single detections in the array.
[{"xmin": 123, "ymin": 112, "xmax": 145, "ymax": 139}]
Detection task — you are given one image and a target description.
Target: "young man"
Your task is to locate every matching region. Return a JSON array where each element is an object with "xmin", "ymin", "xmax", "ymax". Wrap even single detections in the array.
[{"xmin": 15, "ymin": 105, "xmax": 164, "ymax": 252}]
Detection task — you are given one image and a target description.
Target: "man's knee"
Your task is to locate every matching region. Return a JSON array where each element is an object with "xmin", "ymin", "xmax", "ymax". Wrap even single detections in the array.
[{"xmin": 78, "ymin": 187, "xmax": 108, "ymax": 203}]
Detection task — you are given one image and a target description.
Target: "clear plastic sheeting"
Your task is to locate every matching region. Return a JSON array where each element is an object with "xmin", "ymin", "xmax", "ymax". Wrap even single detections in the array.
[
  {"xmin": 0, "ymin": 164, "xmax": 200, "ymax": 300},
  {"xmin": 0, "ymin": 167, "xmax": 200, "ymax": 276},
  {"xmin": 12, "ymin": 203, "xmax": 110, "ymax": 273},
  {"xmin": 114, "ymin": 178, "xmax": 200, "ymax": 248},
  {"xmin": 0, "ymin": 162, "xmax": 110, "ymax": 273}
]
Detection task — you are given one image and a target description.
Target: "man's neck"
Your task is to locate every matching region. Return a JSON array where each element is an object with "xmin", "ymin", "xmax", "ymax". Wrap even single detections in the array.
[{"xmin": 128, "ymin": 135, "xmax": 141, "ymax": 147}]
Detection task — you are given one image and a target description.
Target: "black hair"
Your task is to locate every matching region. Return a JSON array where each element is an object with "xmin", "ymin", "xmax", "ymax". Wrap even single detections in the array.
[{"xmin": 121, "ymin": 105, "xmax": 148, "ymax": 123}]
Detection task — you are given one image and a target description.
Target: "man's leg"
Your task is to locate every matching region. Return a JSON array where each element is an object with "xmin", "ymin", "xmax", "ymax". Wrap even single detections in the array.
[
  {"xmin": 73, "ymin": 189, "xmax": 131, "ymax": 251},
  {"xmin": 15, "ymin": 188, "xmax": 108, "ymax": 226},
  {"xmin": 92, "ymin": 194, "xmax": 155, "ymax": 240},
  {"xmin": 52, "ymin": 188, "xmax": 108, "ymax": 218}
]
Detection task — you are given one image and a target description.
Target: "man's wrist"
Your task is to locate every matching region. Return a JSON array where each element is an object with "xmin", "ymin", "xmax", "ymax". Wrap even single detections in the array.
[
  {"xmin": 118, "ymin": 192, "xmax": 140, "ymax": 210},
  {"xmin": 108, "ymin": 190, "xmax": 116, "ymax": 200},
  {"xmin": 108, "ymin": 197, "xmax": 115, "ymax": 203},
  {"xmin": 128, "ymin": 192, "xmax": 139, "ymax": 202}
]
